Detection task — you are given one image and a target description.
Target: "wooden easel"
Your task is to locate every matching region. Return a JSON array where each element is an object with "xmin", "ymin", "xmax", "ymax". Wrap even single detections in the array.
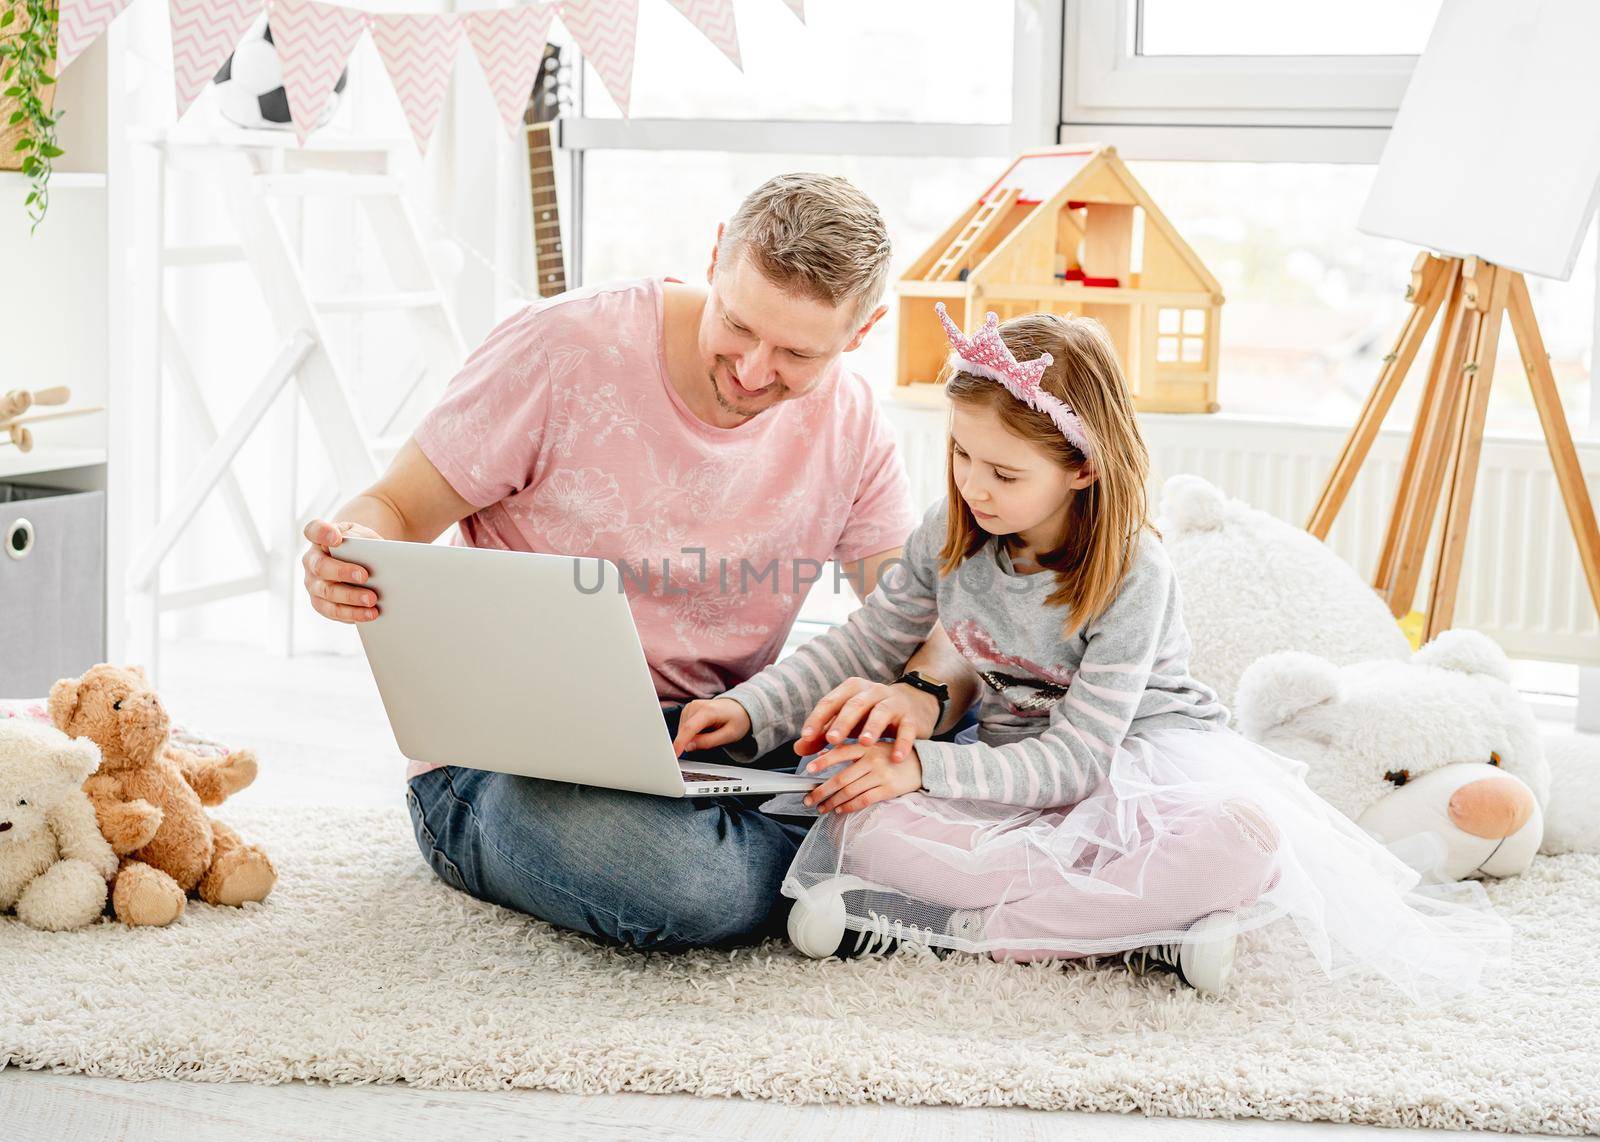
[{"xmin": 1307, "ymin": 252, "xmax": 1600, "ymax": 642}]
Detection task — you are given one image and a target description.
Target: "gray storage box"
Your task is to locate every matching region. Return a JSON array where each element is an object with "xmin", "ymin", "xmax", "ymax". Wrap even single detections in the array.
[{"xmin": 1, "ymin": 482, "xmax": 106, "ymax": 697}]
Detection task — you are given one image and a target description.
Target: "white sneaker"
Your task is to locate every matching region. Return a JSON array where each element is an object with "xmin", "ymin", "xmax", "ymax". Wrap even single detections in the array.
[
  {"xmin": 786, "ymin": 876, "xmax": 867, "ymax": 959},
  {"xmin": 1120, "ymin": 910, "xmax": 1238, "ymax": 996}
]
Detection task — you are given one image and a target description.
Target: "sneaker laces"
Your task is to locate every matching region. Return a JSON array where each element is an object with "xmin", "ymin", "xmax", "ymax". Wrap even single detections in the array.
[
  {"xmin": 851, "ymin": 911, "xmax": 934, "ymax": 957},
  {"xmin": 1122, "ymin": 941, "xmax": 1183, "ymax": 977}
]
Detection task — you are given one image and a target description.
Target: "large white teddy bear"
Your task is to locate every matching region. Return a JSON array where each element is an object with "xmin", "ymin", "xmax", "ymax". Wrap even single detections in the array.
[
  {"xmin": 0, "ymin": 718, "xmax": 118, "ymax": 930},
  {"xmin": 1157, "ymin": 474, "xmax": 1600, "ymax": 880},
  {"xmin": 1235, "ymin": 630, "xmax": 1582, "ymax": 881}
]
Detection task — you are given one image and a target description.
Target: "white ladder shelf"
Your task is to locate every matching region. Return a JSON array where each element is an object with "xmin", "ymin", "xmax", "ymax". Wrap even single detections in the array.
[{"xmin": 124, "ymin": 129, "xmax": 467, "ymax": 677}]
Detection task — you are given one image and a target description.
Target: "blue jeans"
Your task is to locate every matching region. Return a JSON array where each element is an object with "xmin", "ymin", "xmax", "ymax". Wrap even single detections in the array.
[{"xmin": 405, "ymin": 701, "xmax": 978, "ymax": 951}]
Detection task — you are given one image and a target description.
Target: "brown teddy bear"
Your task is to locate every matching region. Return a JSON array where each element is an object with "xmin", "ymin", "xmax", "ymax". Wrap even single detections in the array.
[{"xmin": 49, "ymin": 663, "xmax": 276, "ymax": 927}]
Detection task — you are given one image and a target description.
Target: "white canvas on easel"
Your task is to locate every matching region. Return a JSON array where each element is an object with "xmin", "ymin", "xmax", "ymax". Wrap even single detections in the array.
[
  {"xmin": 1314, "ymin": 0, "xmax": 1600, "ymax": 650},
  {"xmin": 1360, "ymin": 0, "xmax": 1600, "ymax": 282}
]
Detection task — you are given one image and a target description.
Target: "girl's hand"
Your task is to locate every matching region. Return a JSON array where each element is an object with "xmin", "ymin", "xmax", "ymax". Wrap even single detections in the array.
[
  {"xmin": 672, "ymin": 698, "xmax": 752, "ymax": 756},
  {"xmin": 802, "ymin": 741, "xmax": 923, "ymax": 814},
  {"xmin": 793, "ymin": 677, "xmax": 939, "ymax": 763}
]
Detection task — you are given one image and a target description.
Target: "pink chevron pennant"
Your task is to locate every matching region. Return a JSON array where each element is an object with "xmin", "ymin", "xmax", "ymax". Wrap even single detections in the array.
[
  {"xmin": 462, "ymin": 4, "xmax": 554, "ymax": 139},
  {"xmin": 557, "ymin": 0, "xmax": 637, "ymax": 117},
  {"xmin": 371, "ymin": 12, "xmax": 461, "ymax": 156},
  {"xmin": 270, "ymin": 0, "xmax": 370, "ymax": 145},
  {"xmin": 170, "ymin": 0, "xmax": 265, "ymax": 118},
  {"xmin": 781, "ymin": 0, "xmax": 805, "ymax": 23},
  {"xmin": 57, "ymin": 0, "xmax": 134, "ymax": 70},
  {"xmin": 667, "ymin": 0, "xmax": 740, "ymax": 70}
]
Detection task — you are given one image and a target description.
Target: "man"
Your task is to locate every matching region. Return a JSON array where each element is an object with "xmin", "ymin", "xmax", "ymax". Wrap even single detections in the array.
[{"xmin": 301, "ymin": 173, "xmax": 977, "ymax": 949}]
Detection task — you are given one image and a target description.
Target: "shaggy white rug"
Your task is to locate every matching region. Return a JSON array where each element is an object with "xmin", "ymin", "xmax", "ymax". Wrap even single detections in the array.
[{"xmin": 2, "ymin": 804, "xmax": 1596, "ymax": 1134}]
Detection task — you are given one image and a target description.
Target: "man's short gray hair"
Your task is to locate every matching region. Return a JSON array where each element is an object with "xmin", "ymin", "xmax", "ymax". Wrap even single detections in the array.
[{"xmin": 719, "ymin": 173, "xmax": 893, "ymax": 319}]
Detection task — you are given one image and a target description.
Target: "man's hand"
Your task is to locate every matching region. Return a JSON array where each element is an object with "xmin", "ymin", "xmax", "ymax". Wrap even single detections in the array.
[
  {"xmin": 672, "ymin": 698, "xmax": 753, "ymax": 756},
  {"xmin": 802, "ymin": 740, "xmax": 923, "ymax": 814},
  {"xmin": 302, "ymin": 519, "xmax": 384, "ymax": 623},
  {"xmin": 793, "ymin": 677, "xmax": 939, "ymax": 763}
]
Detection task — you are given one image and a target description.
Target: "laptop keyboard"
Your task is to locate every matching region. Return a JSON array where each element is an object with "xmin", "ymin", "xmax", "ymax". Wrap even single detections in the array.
[{"xmin": 680, "ymin": 769, "xmax": 737, "ymax": 784}]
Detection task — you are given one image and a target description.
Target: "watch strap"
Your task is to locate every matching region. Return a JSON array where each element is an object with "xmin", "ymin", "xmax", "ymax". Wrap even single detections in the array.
[{"xmin": 895, "ymin": 670, "xmax": 949, "ymax": 725}]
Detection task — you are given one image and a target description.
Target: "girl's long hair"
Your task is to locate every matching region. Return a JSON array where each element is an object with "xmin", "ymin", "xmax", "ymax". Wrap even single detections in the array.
[{"xmin": 937, "ymin": 311, "xmax": 1156, "ymax": 637}]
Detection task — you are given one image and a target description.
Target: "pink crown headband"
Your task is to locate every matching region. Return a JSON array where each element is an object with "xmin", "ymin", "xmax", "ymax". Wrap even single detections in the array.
[{"xmin": 934, "ymin": 303, "xmax": 1093, "ymax": 459}]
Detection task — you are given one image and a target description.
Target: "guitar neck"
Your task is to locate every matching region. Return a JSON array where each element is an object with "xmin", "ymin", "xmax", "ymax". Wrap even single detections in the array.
[{"xmin": 527, "ymin": 122, "xmax": 566, "ymax": 298}]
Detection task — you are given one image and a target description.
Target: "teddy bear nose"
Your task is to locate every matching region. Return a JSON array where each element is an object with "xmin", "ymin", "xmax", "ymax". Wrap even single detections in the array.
[
  {"xmin": 1448, "ymin": 774, "xmax": 1535, "ymax": 840},
  {"xmin": 0, "ymin": 821, "xmax": 11, "ymax": 832}
]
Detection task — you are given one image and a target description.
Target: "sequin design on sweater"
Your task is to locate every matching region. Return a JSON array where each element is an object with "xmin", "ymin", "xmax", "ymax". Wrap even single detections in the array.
[{"xmin": 948, "ymin": 618, "xmax": 1074, "ymax": 718}]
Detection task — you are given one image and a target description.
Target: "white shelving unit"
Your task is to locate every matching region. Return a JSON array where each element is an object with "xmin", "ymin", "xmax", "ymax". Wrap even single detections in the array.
[{"xmin": 1, "ymin": 29, "xmax": 123, "ymax": 669}]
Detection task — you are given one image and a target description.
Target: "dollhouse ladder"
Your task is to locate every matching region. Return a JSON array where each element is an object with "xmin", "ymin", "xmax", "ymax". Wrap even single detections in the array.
[
  {"xmin": 122, "ymin": 131, "xmax": 467, "ymax": 677},
  {"xmin": 928, "ymin": 186, "xmax": 1022, "ymax": 282}
]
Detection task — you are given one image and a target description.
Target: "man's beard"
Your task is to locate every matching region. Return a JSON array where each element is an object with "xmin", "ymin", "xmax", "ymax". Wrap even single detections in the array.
[{"xmin": 709, "ymin": 365, "xmax": 783, "ymax": 420}]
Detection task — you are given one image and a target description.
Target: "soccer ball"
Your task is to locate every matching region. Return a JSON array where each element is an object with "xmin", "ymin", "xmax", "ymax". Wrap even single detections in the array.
[{"xmin": 211, "ymin": 15, "xmax": 348, "ymax": 132}]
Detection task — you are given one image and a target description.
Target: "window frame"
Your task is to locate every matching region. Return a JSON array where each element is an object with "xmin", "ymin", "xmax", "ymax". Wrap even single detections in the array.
[
  {"xmin": 1059, "ymin": 0, "xmax": 1419, "ymax": 163},
  {"xmin": 555, "ymin": 0, "xmax": 1599, "ymax": 436}
]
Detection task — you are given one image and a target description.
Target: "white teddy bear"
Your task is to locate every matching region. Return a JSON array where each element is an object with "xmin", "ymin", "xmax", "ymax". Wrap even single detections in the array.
[
  {"xmin": 1235, "ymin": 630, "xmax": 1562, "ymax": 881},
  {"xmin": 0, "ymin": 718, "xmax": 118, "ymax": 930},
  {"xmin": 1157, "ymin": 473, "xmax": 1600, "ymax": 881}
]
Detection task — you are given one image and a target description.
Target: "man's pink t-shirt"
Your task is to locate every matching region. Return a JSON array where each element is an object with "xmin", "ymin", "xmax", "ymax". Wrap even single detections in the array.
[{"xmin": 406, "ymin": 278, "xmax": 916, "ymax": 776}]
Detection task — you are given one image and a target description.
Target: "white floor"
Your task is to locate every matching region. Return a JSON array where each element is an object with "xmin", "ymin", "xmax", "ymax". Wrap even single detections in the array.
[{"xmin": 0, "ymin": 638, "xmax": 1531, "ymax": 1141}]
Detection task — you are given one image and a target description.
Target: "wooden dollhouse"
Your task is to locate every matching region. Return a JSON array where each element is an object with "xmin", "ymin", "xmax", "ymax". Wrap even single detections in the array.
[{"xmin": 897, "ymin": 144, "xmax": 1225, "ymax": 414}]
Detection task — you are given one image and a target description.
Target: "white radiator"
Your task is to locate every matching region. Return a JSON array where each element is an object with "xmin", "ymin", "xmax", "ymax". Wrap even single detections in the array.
[{"xmin": 883, "ymin": 399, "xmax": 1600, "ymax": 667}]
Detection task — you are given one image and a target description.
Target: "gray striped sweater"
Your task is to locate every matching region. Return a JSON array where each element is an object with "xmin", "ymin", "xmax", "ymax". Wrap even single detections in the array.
[{"xmin": 721, "ymin": 498, "xmax": 1229, "ymax": 807}]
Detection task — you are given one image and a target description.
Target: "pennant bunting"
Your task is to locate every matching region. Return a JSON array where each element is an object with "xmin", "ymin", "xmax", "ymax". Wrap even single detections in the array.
[
  {"xmin": 370, "ymin": 12, "xmax": 460, "ymax": 155},
  {"xmin": 57, "ymin": 0, "xmax": 134, "ymax": 70},
  {"xmin": 462, "ymin": 4, "xmax": 555, "ymax": 139},
  {"xmin": 667, "ymin": 0, "xmax": 740, "ymax": 70},
  {"xmin": 58, "ymin": 0, "xmax": 815, "ymax": 137},
  {"xmin": 557, "ymin": 0, "xmax": 638, "ymax": 117},
  {"xmin": 269, "ymin": 0, "xmax": 370, "ymax": 145},
  {"xmin": 170, "ymin": 0, "xmax": 264, "ymax": 118}
]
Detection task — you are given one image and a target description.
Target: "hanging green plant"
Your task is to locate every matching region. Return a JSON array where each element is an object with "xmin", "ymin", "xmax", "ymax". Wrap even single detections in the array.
[{"xmin": 0, "ymin": 0, "xmax": 61, "ymax": 231}]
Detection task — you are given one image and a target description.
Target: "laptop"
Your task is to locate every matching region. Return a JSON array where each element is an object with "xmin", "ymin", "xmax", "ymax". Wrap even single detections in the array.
[{"xmin": 337, "ymin": 536, "xmax": 822, "ymax": 798}]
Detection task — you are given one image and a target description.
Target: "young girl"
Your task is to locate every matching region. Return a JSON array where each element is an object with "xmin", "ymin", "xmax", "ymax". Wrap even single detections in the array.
[{"xmin": 676, "ymin": 304, "xmax": 1510, "ymax": 1004}]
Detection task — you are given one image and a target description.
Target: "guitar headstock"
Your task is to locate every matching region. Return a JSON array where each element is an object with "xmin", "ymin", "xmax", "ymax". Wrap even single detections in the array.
[{"xmin": 524, "ymin": 44, "xmax": 569, "ymax": 127}]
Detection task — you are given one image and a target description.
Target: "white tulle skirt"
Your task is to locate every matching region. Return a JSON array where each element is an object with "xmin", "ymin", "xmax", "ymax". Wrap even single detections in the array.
[{"xmin": 776, "ymin": 722, "xmax": 1513, "ymax": 1008}]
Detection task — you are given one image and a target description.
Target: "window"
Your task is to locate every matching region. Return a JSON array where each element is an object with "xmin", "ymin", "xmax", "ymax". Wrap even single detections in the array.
[
  {"xmin": 565, "ymin": 2, "xmax": 1597, "ymax": 440},
  {"xmin": 1137, "ymin": 0, "xmax": 1441, "ymax": 56},
  {"xmin": 582, "ymin": 0, "xmax": 1014, "ymax": 123},
  {"xmin": 1156, "ymin": 307, "xmax": 1208, "ymax": 366},
  {"xmin": 1059, "ymin": 0, "xmax": 1432, "ymax": 163},
  {"xmin": 1127, "ymin": 160, "xmax": 1596, "ymax": 432}
]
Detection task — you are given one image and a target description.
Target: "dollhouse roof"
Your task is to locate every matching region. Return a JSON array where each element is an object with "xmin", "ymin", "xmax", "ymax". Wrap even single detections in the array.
[{"xmin": 904, "ymin": 144, "xmax": 1222, "ymax": 298}]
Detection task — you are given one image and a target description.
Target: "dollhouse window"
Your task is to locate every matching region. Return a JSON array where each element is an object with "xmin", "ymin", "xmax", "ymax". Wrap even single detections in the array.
[{"xmin": 1157, "ymin": 307, "xmax": 1208, "ymax": 366}]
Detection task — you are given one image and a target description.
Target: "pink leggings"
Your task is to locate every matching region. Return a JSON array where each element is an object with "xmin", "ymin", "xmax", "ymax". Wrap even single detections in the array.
[{"xmin": 842, "ymin": 794, "xmax": 1282, "ymax": 962}]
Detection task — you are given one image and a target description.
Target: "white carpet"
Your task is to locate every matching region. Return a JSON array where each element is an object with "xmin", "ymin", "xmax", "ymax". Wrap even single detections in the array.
[{"xmin": 2, "ymin": 804, "xmax": 1596, "ymax": 1134}]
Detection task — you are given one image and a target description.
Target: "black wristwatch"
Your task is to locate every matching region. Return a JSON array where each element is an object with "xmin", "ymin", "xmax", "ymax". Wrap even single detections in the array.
[{"xmin": 894, "ymin": 670, "xmax": 950, "ymax": 727}]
